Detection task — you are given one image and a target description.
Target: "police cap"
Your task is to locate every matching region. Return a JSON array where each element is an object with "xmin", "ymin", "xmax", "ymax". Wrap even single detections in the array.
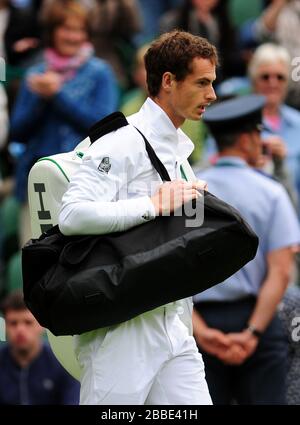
[{"xmin": 203, "ymin": 94, "xmax": 266, "ymax": 136}]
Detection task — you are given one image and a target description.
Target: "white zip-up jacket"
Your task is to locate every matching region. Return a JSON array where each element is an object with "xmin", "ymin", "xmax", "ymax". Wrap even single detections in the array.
[{"xmin": 59, "ymin": 97, "xmax": 195, "ymax": 332}]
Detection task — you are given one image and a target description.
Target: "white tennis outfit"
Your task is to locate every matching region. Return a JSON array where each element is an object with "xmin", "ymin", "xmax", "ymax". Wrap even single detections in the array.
[{"xmin": 59, "ymin": 98, "xmax": 212, "ymax": 405}]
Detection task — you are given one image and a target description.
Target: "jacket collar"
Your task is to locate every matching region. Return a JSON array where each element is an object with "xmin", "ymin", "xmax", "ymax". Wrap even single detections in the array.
[
  {"xmin": 215, "ymin": 156, "xmax": 248, "ymax": 168},
  {"xmin": 139, "ymin": 97, "xmax": 194, "ymax": 160}
]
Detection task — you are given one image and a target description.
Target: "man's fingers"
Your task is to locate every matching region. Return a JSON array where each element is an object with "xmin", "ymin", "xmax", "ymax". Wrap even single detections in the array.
[{"xmin": 195, "ymin": 179, "xmax": 208, "ymax": 191}]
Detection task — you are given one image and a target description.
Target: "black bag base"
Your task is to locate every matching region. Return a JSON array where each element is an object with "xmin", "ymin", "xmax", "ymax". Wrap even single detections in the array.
[
  {"xmin": 22, "ymin": 111, "xmax": 259, "ymax": 336},
  {"xmin": 23, "ymin": 194, "xmax": 258, "ymax": 336}
]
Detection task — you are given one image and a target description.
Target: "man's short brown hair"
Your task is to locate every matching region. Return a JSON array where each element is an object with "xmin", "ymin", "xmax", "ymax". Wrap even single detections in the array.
[
  {"xmin": 1, "ymin": 291, "xmax": 26, "ymax": 317},
  {"xmin": 144, "ymin": 30, "xmax": 218, "ymax": 97}
]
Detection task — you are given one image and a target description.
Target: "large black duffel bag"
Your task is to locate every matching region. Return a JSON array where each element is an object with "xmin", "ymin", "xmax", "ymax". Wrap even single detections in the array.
[{"xmin": 22, "ymin": 114, "xmax": 259, "ymax": 336}]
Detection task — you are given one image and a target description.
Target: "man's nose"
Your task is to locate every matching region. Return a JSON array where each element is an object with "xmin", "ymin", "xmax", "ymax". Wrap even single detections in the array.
[{"xmin": 206, "ymin": 86, "xmax": 217, "ymax": 102}]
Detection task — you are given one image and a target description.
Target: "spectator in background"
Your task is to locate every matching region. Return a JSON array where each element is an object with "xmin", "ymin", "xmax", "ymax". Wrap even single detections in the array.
[
  {"xmin": 0, "ymin": 0, "xmax": 42, "ymax": 68},
  {"xmin": 194, "ymin": 95, "xmax": 300, "ymax": 404},
  {"xmin": 0, "ymin": 291, "xmax": 80, "ymax": 405},
  {"xmin": 89, "ymin": 0, "xmax": 142, "ymax": 90},
  {"xmin": 241, "ymin": 0, "xmax": 300, "ymax": 110},
  {"xmin": 204, "ymin": 43, "xmax": 299, "ymax": 208},
  {"xmin": 10, "ymin": 0, "xmax": 119, "ymax": 246},
  {"xmin": 0, "ymin": 84, "xmax": 12, "ymax": 200},
  {"xmin": 249, "ymin": 43, "xmax": 300, "ymax": 212},
  {"xmin": 135, "ymin": 0, "xmax": 183, "ymax": 45},
  {"xmin": 159, "ymin": 0, "xmax": 245, "ymax": 82},
  {"xmin": 278, "ymin": 285, "xmax": 300, "ymax": 405}
]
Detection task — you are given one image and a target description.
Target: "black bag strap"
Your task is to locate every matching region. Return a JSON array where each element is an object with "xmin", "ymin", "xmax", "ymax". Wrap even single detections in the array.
[
  {"xmin": 88, "ymin": 112, "xmax": 129, "ymax": 143},
  {"xmin": 88, "ymin": 111, "xmax": 172, "ymax": 183},
  {"xmin": 134, "ymin": 126, "xmax": 171, "ymax": 182}
]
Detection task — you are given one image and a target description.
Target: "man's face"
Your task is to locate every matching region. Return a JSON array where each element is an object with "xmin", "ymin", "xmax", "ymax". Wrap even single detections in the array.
[
  {"xmin": 168, "ymin": 57, "xmax": 217, "ymax": 127},
  {"xmin": 5, "ymin": 309, "xmax": 43, "ymax": 353},
  {"xmin": 253, "ymin": 62, "xmax": 289, "ymax": 109}
]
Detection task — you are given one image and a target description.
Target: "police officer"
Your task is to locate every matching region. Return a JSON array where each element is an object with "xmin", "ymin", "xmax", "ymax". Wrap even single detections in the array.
[
  {"xmin": 59, "ymin": 30, "xmax": 217, "ymax": 405},
  {"xmin": 194, "ymin": 94, "xmax": 300, "ymax": 404}
]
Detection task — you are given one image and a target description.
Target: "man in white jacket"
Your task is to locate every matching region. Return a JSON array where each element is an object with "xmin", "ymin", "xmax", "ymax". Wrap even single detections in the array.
[{"xmin": 59, "ymin": 30, "xmax": 217, "ymax": 405}]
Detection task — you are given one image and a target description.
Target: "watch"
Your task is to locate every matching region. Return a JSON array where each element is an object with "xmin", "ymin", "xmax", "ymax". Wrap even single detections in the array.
[{"xmin": 245, "ymin": 324, "xmax": 263, "ymax": 339}]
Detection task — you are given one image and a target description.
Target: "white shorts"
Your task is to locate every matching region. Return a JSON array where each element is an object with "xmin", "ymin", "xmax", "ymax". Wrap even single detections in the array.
[{"xmin": 74, "ymin": 303, "xmax": 212, "ymax": 405}]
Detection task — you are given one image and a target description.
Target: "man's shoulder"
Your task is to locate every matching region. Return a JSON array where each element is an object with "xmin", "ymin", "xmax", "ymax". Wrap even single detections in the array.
[
  {"xmin": 38, "ymin": 343, "xmax": 67, "ymax": 372},
  {"xmin": 0, "ymin": 344, "xmax": 9, "ymax": 359},
  {"xmin": 248, "ymin": 168, "xmax": 287, "ymax": 195},
  {"xmin": 86, "ymin": 120, "xmax": 146, "ymax": 164},
  {"xmin": 281, "ymin": 104, "xmax": 300, "ymax": 125},
  {"xmin": 198, "ymin": 164, "xmax": 286, "ymax": 197}
]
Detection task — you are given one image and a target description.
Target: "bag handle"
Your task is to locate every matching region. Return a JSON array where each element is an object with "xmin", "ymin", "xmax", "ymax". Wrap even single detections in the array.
[{"xmin": 134, "ymin": 127, "xmax": 171, "ymax": 182}]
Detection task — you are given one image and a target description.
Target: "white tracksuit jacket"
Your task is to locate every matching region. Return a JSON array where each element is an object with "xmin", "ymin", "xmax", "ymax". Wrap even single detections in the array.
[{"xmin": 59, "ymin": 97, "xmax": 212, "ymax": 405}]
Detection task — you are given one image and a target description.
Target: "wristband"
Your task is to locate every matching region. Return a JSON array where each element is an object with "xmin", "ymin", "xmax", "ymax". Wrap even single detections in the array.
[{"xmin": 245, "ymin": 324, "xmax": 263, "ymax": 338}]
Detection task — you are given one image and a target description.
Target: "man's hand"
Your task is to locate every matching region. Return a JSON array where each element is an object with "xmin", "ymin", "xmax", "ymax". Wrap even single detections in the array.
[
  {"xmin": 263, "ymin": 136, "xmax": 287, "ymax": 159},
  {"xmin": 219, "ymin": 343, "xmax": 248, "ymax": 365},
  {"xmin": 195, "ymin": 327, "xmax": 250, "ymax": 364},
  {"xmin": 194, "ymin": 326, "xmax": 231, "ymax": 358},
  {"xmin": 226, "ymin": 330, "xmax": 259, "ymax": 361},
  {"xmin": 27, "ymin": 71, "xmax": 62, "ymax": 98},
  {"xmin": 13, "ymin": 37, "xmax": 40, "ymax": 53},
  {"xmin": 150, "ymin": 179, "xmax": 207, "ymax": 216}
]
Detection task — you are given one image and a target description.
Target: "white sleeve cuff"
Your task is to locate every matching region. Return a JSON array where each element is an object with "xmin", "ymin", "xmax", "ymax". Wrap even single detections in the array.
[{"xmin": 116, "ymin": 196, "xmax": 156, "ymax": 230}]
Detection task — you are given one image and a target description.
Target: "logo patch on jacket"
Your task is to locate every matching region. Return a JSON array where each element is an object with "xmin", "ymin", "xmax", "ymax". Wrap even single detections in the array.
[{"xmin": 98, "ymin": 157, "xmax": 111, "ymax": 174}]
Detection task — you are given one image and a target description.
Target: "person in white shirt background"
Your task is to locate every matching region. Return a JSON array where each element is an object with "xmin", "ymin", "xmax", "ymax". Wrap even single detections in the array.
[{"xmin": 59, "ymin": 29, "xmax": 217, "ymax": 405}]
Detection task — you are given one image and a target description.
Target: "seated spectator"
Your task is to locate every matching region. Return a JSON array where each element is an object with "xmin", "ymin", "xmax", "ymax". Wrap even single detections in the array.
[
  {"xmin": 0, "ymin": 291, "xmax": 80, "ymax": 405},
  {"xmin": 10, "ymin": 0, "xmax": 119, "ymax": 246}
]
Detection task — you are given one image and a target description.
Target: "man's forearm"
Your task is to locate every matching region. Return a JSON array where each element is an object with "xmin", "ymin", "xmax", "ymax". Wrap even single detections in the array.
[
  {"xmin": 192, "ymin": 308, "xmax": 208, "ymax": 338},
  {"xmin": 262, "ymin": 0, "xmax": 288, "ymax": 32},
  {"xmin": 247, "ymin": 272, "xmax": 290, "ymax": 332}
]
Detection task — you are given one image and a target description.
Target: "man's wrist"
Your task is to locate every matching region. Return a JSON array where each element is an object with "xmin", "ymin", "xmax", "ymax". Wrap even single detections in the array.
[{"xmin": 245, "ymin": 324, "xmax": 263, "ymax": 339}]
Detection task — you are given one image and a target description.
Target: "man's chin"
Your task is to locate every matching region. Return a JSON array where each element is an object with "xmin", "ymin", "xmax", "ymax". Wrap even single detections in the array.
[
  {"xmin": 14, "ymin": 344, "xmax": 30, "ymax": 354},
  {"xmin": 191, "ymin": 112, "xmax": 203, "ymax": 121}
]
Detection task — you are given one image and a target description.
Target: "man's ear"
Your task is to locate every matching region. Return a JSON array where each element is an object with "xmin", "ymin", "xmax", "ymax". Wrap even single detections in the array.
[
  {"xmin": 238, "ymin": 133, "xmax": 251, "ymax": 153},
  {"xmin": 161, "ymin": 72, "xmax": 175, "ymax": 92}
]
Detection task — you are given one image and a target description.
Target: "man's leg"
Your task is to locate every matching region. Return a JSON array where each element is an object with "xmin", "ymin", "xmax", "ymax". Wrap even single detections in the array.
[
  {"xmin": 75, "ymin": 307, "xmax": 185, "ymax": 405},
  {"xmin": 200, "ymin": 352, "xmax": 234, "ymax": 405},
  {"xmin": 145, "ymin": 334, "xmax": 212, "ymax": 405}
]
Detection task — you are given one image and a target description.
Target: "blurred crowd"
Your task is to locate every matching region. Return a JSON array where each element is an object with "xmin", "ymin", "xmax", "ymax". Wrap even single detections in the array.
[{"xmin": 0, "ymin": 0, "xmax": 300, "ymax": 405}]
